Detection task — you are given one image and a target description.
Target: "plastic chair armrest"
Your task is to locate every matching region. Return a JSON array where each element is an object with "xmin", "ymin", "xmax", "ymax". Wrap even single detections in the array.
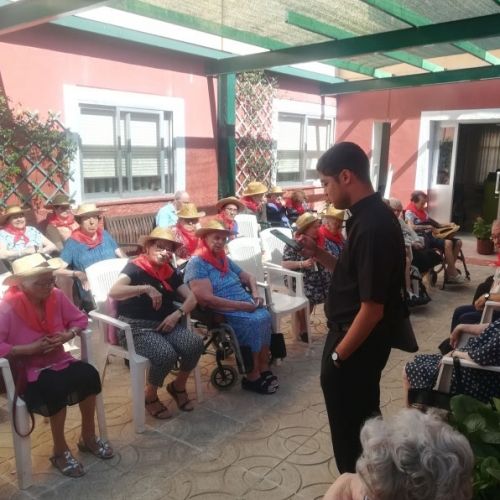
[{"xmin": 441, "ymin": 355, "xmax": 500, "ymax": 372}]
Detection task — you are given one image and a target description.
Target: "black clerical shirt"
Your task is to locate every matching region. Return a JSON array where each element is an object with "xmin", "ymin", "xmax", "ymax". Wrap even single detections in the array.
[{"xmin": 325, "ymin": 192, "xmax": 405, "ymax": 328}]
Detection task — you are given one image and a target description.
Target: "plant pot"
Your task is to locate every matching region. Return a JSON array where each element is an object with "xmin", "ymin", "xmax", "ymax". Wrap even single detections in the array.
[{"xmin": 476, "ymin": 238, "xmax": 494, "ymax": 255}]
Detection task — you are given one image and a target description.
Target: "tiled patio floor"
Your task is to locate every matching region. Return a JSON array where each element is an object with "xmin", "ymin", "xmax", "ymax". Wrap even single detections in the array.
[{"xmin": 0, "ymin": 236, "xmax": 495, "ymax": 499}]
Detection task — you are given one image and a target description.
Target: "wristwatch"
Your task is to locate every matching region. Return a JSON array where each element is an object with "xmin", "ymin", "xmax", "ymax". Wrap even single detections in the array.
[
  {"xmin": 484, "ymin": 293, "xmax": 491, "ymax": 301},
  {"xmin": 331, "ymin": 351, "xmax": 343, "ymax": 368},
  {"xmin": 178, "ymin": 308, "xmax": 186, "ymax": 317}
]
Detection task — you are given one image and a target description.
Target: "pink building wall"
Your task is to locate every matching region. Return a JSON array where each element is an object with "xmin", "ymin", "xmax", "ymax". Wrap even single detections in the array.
[{"xmin": 335, "ymin": 79, "xmax": 500, "ymax": 205}]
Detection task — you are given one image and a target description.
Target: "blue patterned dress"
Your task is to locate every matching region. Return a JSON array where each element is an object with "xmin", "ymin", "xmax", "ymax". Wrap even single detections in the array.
[
  {"xmin": 406, "ymin": 319, "xmax": 500, "ymax": 403},
  {"xmin": 184, "ymin": 257, "xmax": 272, "ymax": 352}
]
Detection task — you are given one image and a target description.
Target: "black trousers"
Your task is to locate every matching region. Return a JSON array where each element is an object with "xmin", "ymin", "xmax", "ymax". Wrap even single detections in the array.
[{"xmin": 320, "ymin": 327, "xmax": 391, "ymax": 473}]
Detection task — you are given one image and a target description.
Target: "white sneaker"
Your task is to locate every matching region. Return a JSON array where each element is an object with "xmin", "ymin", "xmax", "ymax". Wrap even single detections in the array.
[{"xmin": 447, "ymin": 273, "xmax": 465, "ymax": 284}]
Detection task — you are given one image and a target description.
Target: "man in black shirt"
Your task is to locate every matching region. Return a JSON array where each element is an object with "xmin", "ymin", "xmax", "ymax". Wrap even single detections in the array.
[{"xmin": 299, "ymin": 142, "xmax": 405, "ymax": 473}]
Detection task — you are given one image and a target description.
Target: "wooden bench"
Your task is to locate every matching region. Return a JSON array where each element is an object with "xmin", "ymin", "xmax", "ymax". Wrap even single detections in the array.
[{"xmin": 104, "ymin": 213, "xmax": 156, "ymax": 256}]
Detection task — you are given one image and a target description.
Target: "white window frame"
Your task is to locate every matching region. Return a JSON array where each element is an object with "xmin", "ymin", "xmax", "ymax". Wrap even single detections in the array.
[
  {"xmin": 64, "ymin": 85, "xmax": 185, "ymax": 203},
  {"xmin": 273, "ymin": 99, "xmax": 336, "ymax": 187}
]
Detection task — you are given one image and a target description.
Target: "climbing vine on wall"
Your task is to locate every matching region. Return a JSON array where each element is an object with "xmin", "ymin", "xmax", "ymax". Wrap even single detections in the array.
[
  {"xmin": 235, "ymin": 71, "xmax": 277, "ymax": 194},
  {"xmin": 0, "ymin": 96, "xmax": 77, "ymax": 209}
]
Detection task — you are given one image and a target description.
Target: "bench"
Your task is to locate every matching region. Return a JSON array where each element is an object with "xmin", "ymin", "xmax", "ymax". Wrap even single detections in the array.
[{"xmin": 104, "ymin": 213, "xmax": 156, "ymax": 256}]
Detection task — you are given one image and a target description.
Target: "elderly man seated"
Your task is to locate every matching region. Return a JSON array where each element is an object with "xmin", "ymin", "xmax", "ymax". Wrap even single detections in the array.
[
  {"xmin": 156, "ymin": 190, "xmax": 190, "ymax": 228},
  {"xmin": 405, "ymin": 190, "xmax": 465, "ymax": 283}
]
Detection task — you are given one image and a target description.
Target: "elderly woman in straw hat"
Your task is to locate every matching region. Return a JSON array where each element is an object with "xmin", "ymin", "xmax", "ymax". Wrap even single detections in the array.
[
  {"xmin": 109, "ymin": 227, "xmax": 203, "ymax": 418},
  {"xmin": 240, "ymin": 181, "xmax": 268, "ymax": 223},
  {"xmin": 281, "ymin": 213, "xmax": 332, "ymax": 343},
  {"xmin": 215, "ymin": 196, "xmax": 245, "ymax": 239},
  {"xmin": 0, "ymin": 254, "xmax": 113, "ymax": 477},
  {"xmin": 172, "ymin": 202, "xmax": 206, "ymax": 264},
  {"xmin": 44, "ymin": 194, "xmax": 79, "ymax": 251},
  {"xmin": 266, "ymin": 186, "xmax": 290, "ymax": 228},
  {"xmin": 0, "ymin": 205, "xmax": 57, "ymax": 262},
  {"xmin": 320, "ymin": 205, "xmax": 346, "ymax": 258},
  {"xmin": 185, "ymin": 220, "xmax": 278, "ymax": 394},
  {"xmin": 57, "ymin": 203, "xmax": 126, "ymax": 301}
]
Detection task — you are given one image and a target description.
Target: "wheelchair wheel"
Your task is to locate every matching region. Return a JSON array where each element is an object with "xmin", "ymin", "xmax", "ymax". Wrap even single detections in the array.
[{"xmin": 211, "ymin": 365, "xmax": 237, "ymax": 390}]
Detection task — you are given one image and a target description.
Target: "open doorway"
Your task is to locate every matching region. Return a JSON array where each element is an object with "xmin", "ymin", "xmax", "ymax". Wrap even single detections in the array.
[{"xmin": 452, "ymin": 123, "xmax": 500, "ymax": 230}]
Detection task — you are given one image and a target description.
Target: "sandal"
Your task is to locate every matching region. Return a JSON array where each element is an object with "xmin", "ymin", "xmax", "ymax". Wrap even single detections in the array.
[
  {"xmin": 260, "ymin": 370, "xmax": 279, "ymax": 388},
  {"xmin": 145, "ymin": 397, "xmax": 172, "ymax": 419},
  {"xmin": 77, "ymin": 436, "xmax": 114, "ymax": 459},
  {"xmin": 166, "ymin": 382, "xmax": 194, "ymax": 412},
  {"xmin": 241, "ymin": 376, "xmax": 278, "ymax": 395},
  {"xmin": 50, "ymin": 451, "xmax": 85, "ymax": 478}
]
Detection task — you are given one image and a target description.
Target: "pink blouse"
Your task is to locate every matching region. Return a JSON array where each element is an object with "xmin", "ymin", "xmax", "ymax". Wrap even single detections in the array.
[{"xmin": 0, "ymin": 289, "xmax": 88, "ymax": 382}]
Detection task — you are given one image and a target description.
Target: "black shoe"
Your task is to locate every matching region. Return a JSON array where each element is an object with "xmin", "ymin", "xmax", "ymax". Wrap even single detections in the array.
[{"xmin": 298, "ymin": 332, "xmax": 308, "ymax": 343}]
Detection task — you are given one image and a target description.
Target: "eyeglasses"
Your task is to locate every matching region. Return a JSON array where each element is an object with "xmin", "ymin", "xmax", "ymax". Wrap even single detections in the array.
[
  {"xmin": 491, "ymin": 234, "xmax": 500, "ymax": 241},
  {"xmin": 224, "ymin": 207, "xmax": 238, "ymax": 214},
  {"xmin": 184, "ymin": 219, "xmax": 199, "ymax": 225},
  {"xmin": 33, "ymin": 277, "xmax": 57, "ymax": 288},
  {"xmin": 154, "ymin": 243, "xmax": 173, "ymax": 252},
  {"xmin": 392, "ymin": 208, "xmax": 402, "ymax": 214}
]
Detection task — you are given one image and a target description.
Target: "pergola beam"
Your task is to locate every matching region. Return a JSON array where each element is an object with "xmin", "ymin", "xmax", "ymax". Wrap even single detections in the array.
[
  {"xmin": 206, "ymin": 13, "xmax": 500, "ymax": 76},
  {"xmin": 320, "ymin": 65, "xmax": 500, "ymax": 95},
  {"xmin": 286, "ymin": 11, "xmax": 444, "ymax": 72},
  {"xmin": 361, "ymin": 0, "xmax": 500, "ymax": 65},
  {"xmin": 0, "ymin": 0, "xmax": 108, "ymax": 36}
]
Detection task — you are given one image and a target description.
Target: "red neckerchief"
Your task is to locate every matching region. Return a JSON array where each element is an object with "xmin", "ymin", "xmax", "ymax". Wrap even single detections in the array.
[
  {"xmin": 175, "ymin": 223, "xmax": 200, "ymax": 255},
  {"xmin": 285, "ymin": 198, "xmax": 306, "ymax": 215},
  {"xmin": 241, "ymin": 196, "xmax": 260, "ymax": 214},
  {"xmin": 3, "ymin": 286, "xmax": 58, "ymax": 334},
  {"xmin": 46, "ymin": 212, "xmax": 76, "ymax": 229},
  {"xmin": 405, "ymin": 201, "xmax": 428, "ymax": 223},
  {"xmin": 315, "ymin": 230, "xmax": 326, "ymax": 250},
  {"xmin": 133, "ymin": 254, "xmax": 174, "ymax": 292},
  {"xmin": 3, "ymin": 224, "xmax": 29, "ymax": 245},
  {"xmin": 70, "ymin": 227, "xmax": 104, "ymax": 249},
  {"xmin": 216, "ymin": 212, "xmax": 235, "ymax": 233},
  {"xmin": 196, "ymin": 239, "xmax": 229, "ymax": 275},
  {"xmin": 319, "ymin": 225, "xmax": 344, "ymax": 246}
]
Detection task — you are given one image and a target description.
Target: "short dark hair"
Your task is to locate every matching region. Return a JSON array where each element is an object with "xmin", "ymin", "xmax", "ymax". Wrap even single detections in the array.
[
  {"xmin": 317, "ymin": 142, "xmax": 371, "ymax": 184},
  {"xmin": 410, "ymin": 190, "xmax": 427, "ymax": 203}
]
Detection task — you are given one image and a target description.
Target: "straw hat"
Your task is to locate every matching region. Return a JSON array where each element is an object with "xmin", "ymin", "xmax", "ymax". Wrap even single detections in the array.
[
  {"xmin": 138, "ymin": 227, "xmax": 182, "ymax": 249},
  {"xmin": 45, "ymin": 193, "xmax": 74, "ymax": 208},
  {"xmin": 176, "ymin": 203, "xmax": 206, "ymax": 219},
  {"xmin": 195, "ymin": 220, "xmax": 232, "ymax": 238},
  {"xmin": 4, "ymin": 254, "xmax": 66, "ymax": 286},
  {"xmin": 0, "ymin": 205, "xmax": 28, "ymax": 225},
  {"xmin": 267, "ymin": 186, "xmax": 284, "ymax": 196},
  {"xmin": 295, "ymin": 212, "xmax": 320, "ymax": 234},
  {"xmin": 216, "ymin": 197, "xmax": 245, "ymax": 212},
  {"xmin": 74, "ymin": 203, "xmax": 104, "ymax": 218},
  {"xmin": 322, "ymin": 206, "xmax": 345, "ymax": 221},
  {"xmin": 242, "ymin": 181, "xmax": 267, "ymax": 197}
]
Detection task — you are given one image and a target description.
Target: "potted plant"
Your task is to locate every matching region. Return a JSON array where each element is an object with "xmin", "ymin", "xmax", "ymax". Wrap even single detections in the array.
[
  {"xmin": 473, "ymin": 217, "xmax": 494, "ymax": 255},
  {"xmin": 450, "ymin": 395, "xmax": 500, "ymax": 499}
]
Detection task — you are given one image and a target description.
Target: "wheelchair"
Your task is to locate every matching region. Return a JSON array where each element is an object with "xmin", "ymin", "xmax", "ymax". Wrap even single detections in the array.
[{"xmin": 190, "ymin": 307, "xmax": 254, "ymax": 390}]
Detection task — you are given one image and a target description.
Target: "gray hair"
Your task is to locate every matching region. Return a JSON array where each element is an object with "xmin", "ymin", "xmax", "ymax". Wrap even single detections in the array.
[
  {"xmin": 174, "ymin": 190, "xmax": 189, "ymax": 201},
  {"xmin": 492, "ymin": 219, "xmax": 500, "ymax": 230},
  {"xmin": 388, "ymin": 198, "xmax": 403, "ymax": 211},
  {"xmin": 356, "ymin": 409, "xmax": 473, "ymax": 500}
]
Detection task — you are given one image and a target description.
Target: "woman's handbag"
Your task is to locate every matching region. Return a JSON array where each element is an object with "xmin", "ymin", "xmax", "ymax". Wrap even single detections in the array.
[
  {"xmin": 408, "ymin": 356, "xmax": 463, "ymax": 411},
  {"xmin": 432, "ymin": 223, "xmax": 460, "ymax": 240},
  {"xmin": 270, "ymin": 333, "xmax": 287, "ymax": 359},
  {"xmin": 8, "ymin": 360, "xmax": 35, "ymax": 437}
]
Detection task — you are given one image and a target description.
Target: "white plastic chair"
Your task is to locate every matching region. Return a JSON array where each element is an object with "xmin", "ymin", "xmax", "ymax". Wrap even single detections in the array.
[
  {"xmin": 86, "ymin": 258, "xmax": 202, "ymax": 433},
  {"xmin": 234, "ymin": 213, "xmax": 260, "ymax": 238},
  {"xmin": 227, "ymin": 237, "xmax": 312, "ymax": 351},
  {"xmin": 0, "ymin": 329, "xmax": 107, "ymax": 490},
  {"xmin": 260, "ymin": 227, "xmax": 293, "ymax": 265}
]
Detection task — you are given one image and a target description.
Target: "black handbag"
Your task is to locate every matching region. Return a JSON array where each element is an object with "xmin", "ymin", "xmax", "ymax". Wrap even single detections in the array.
[{"xmin": 408, "ymin": 356, "xmax": 463, "ymax": 411}]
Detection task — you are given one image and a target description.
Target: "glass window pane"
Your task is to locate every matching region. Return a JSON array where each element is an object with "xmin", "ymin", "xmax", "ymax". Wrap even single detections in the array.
[
  {"xmin": 80, "ymin": 110, "xmax": 115, "ymax": 146},
  {"xmin": 307, "ymin": 119, "xmax": 330, "ymax": 151},
  {"xmin": 128, "ymin": 113, "xmax": 159, "ymax": 147},
  {"xmin": 277, "ymin": 116, "xmax": 302, "ymax": 151},
  {"xmin": 436, "ymin": 126, "xmax": 454, "ymax": 185}
]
